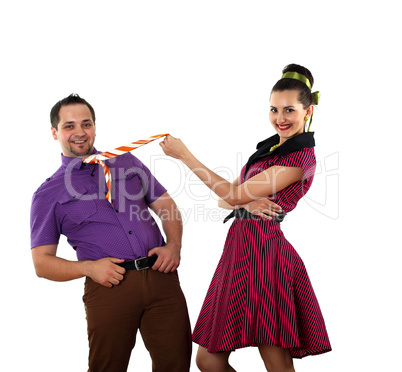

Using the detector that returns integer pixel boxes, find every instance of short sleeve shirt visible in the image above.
[30,150,167,261]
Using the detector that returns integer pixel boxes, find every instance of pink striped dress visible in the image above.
[192,132,331,358]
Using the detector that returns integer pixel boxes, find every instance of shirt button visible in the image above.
[115,209,119,213]
[128,231,133,234]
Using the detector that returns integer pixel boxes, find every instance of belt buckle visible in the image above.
[134,256,149,271]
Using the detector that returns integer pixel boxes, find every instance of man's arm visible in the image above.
[31,244,126,288]
[147,192,183,273]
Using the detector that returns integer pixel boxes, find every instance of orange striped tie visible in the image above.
[83,133,169,204]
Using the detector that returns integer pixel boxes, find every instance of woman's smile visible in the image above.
[276,124,292,131]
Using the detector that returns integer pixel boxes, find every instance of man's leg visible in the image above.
[139,270,192,372]
[83,272,145,372]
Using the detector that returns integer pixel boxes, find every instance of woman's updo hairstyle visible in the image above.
[272,64,314,109]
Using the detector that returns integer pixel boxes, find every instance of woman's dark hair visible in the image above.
[50,93,96,130]
[271,64,314,109]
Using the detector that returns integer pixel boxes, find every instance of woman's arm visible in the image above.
[218,175,283,220]
[218,198,236,210]
[160,135,303,206]
[218,176,240,209]
[219,196,283,220]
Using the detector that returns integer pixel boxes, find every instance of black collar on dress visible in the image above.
[244,132,315,180]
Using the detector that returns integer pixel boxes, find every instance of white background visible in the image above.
[1,1,401,371]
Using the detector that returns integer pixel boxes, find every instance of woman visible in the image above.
[160,64,331,372]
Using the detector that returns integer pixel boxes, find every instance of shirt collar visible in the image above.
[244,132,315,180]
[61,148,100,170]
[256,131,315,157]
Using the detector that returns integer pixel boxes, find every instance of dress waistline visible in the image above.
[223,208,286,223]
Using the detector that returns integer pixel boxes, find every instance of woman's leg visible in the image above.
[196,346,236,372]
[257,344,295,372]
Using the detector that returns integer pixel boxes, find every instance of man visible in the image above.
[30,94,192,372]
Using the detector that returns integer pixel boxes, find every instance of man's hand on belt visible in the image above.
[86,257,126,288]
[147,243,181,273]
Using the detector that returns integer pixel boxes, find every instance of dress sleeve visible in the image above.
[30,191,61,249]
[276,148,316,182]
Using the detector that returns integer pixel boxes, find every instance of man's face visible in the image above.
[51,104,96,158]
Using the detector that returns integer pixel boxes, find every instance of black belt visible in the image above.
[223,208,286,223]
[117,255,158,271]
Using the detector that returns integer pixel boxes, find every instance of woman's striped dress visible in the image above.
[192,133,331,358]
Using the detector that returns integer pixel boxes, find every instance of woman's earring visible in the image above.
[304,116,309,121]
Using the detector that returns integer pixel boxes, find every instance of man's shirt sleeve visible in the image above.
[138,161,167,205]
[30,191,61,248]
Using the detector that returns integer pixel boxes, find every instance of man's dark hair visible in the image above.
[50,93,96,130]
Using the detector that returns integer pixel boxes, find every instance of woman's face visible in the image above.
[269,90,313,143]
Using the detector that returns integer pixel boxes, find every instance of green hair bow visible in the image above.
[281,71,321,131]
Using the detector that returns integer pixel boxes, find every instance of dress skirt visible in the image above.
[192,217,331,358]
